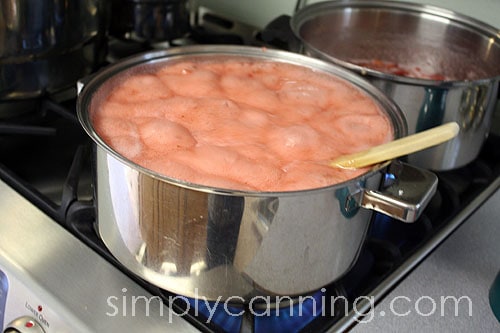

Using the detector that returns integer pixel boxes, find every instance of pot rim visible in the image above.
[291,0,500,87]
[77,44,407,197]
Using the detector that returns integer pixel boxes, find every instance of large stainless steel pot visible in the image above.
[0,0,108,101]
[291,0,500,170]
[77,45,437,301]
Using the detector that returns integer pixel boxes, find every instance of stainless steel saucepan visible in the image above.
[77,45,437,301]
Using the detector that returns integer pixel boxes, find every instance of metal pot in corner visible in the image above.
[0,0,109,102]
[108,0,191,43]
[291,0,500,170]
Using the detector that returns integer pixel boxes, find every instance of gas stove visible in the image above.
[0,7,499,333]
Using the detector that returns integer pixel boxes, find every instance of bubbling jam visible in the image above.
[93,57,393,191]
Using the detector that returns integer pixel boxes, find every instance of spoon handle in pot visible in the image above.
[330,122,460,169]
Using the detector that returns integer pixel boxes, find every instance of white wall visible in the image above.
[195,0,500,29]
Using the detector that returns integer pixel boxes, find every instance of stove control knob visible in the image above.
[3,316,45,333]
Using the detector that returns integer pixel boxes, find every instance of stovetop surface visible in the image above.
[349,182,500,332]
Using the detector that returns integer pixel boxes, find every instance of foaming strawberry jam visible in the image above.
[93,58,393,191]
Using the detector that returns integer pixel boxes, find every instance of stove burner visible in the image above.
[0,98,92,222]
[184,290,324,333]
[0,99,40,119]
[0,99,77,136]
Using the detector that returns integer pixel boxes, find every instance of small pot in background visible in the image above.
[109,0,191,43]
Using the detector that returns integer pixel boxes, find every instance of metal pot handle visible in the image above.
[77,75,96,95]
[360,161,438,223]
[295,0,309,13]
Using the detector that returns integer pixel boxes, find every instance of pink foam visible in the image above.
[94,58,393,191]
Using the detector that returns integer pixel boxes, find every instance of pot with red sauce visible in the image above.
[292,0,500,170]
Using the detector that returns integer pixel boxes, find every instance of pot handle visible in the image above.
[76,74,97,95]
[295,0,309,13]
[360,161,438,223]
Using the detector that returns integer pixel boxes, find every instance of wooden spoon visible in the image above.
[330,122,460,169]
